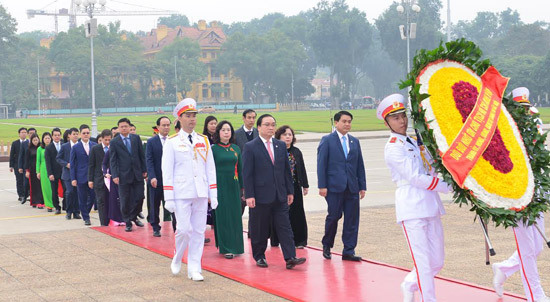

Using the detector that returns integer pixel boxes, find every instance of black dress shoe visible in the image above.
[73,213,81,219]
[125,225,132,232]
[65,213,72,220]
[84,220,91,226]
[55,209,61,215]
[137,212,144,219]
[286,257,306,269]
[153,230,161,237]
[134,219,144,227]
[47,208,53,212]
[323,246,331,260]
[224,253,234,259]
[204,238,211,244]
[256,258,268,268]
[342,254,362,262]
[20,198,27,205]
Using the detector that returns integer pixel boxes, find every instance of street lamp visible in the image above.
[74,0,106,137]
[397,0,421,133]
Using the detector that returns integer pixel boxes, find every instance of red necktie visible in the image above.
[266,140,274,164]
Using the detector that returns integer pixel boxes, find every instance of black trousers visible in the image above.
[50,178,64,210]
[94,185,108,226]
[119,181,144,224]
[321,187,360,255]
[14,169,25,198]
[271,183,308,246]
[63,179,78,214]
[147,186,163,232]
[249,201,295,261]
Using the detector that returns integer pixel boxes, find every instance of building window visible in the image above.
[224,83,231,99]
[61,77,69,91]
[202,52,207,58]
[202,84,209,99]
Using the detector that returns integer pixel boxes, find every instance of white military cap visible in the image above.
[377,94,406,120]
[512,87,530,105]
[173,98,198,118]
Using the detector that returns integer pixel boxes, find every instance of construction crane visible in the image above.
[27,0,178,33]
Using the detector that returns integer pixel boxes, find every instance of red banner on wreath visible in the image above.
[441,66,509,187]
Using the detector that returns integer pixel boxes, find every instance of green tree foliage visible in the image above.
[155,37,207,100]
[376,0,443,68]
[157,14,190,28]
[308,0,372,107]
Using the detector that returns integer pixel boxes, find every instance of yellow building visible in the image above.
[140,21,244,103]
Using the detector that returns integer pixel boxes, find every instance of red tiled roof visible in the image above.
[140,25,226,53]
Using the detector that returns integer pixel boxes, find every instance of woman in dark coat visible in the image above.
[202,115,218,145]
[102,148,124,225]
[25,133,44,208]
[273,125,309,248]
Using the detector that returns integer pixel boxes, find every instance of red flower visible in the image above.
[452,81,513,173]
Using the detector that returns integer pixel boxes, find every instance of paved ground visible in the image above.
[0,128,548,301]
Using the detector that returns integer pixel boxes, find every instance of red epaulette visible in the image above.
[390,137,397,143]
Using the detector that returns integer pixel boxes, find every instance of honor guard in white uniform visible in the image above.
[492,87,549,302]
[162,98,218,282]
[378,94,452,302]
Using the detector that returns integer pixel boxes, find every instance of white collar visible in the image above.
[102,143,108,149]
[70,141,77,147]
[243,125,254,132]
[336,130,348,140]
[260,136,272,144]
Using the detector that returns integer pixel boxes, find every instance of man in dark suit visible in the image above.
[88,129,112,226]
[110,117,147,232]
[10,127,27,203]
[70,125,97,225]
[146,116,172,237]
[45,128,64,214]
[317,111,367,261]
[17,127,36,203]
[243,114,306,270]
[57,127,80,219]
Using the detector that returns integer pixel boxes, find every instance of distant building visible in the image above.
[140,21,243,103]
[308,78,331,100]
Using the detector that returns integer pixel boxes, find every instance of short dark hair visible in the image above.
[202,115,218,136]
[174,120,181,130]
[69,127,79,135]
[129,123,136,128]
[275,125,296,147]
[334,111,353,122]
[79,124,90,132]
[101,129,112,138]
[111,126,118,131]
[214,120,235,144]
[18,127,27,133]
[256,114,275,127]
[156,116,171,126]
[28,127,37,132]
[242,109,256,118]
[51,127,61,135]
[118,117,131,126]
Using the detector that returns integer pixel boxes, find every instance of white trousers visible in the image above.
[495,214,546,302]
[172,198,208,274]
[402,216,445,302]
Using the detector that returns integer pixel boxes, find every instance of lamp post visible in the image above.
[397,0,421,133]
[74,0,106,137]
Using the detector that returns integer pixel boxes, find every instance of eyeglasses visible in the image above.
[261,123,276,127]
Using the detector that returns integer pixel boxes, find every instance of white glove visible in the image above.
[210,198,218,210]
[164,200,176,213]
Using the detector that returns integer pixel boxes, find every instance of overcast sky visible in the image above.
[3,0,549,34]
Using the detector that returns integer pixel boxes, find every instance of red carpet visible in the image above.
[92,222,526,301]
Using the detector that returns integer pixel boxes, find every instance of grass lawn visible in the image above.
[0,107,547,145]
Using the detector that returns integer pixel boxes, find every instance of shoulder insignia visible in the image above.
[390,137,397,143]
[168,133,178,139]
[197,133,207,138]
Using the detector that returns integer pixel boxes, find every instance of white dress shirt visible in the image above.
[336,130,350,154]
[259,136,275,161]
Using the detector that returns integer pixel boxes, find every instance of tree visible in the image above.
[18,30,55,45]
[155,37,207,99]
[224,13,286,36]
[0,4,18,105]
[308,0,372,107]
[158,14,190,28]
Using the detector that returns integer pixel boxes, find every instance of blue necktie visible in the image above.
[342,136,348,159]
[104,146,108,153]
[124,137,131,154]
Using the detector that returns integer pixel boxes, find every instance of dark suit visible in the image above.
[10,139,25,199]
[57,142,78,214]
[243,137,295,261]
[45,142,64,211]
[234,126,259,154]
[70,141,97,221]
[88,144,108,226]
[17,140,30,199]
[146,135,175,232]
[109,134,146,224]
[317,131,366,255]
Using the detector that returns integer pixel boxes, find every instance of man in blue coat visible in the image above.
[317,111,366,261]
[70,124,97,225]
[57,127,80,220]
[243,114,306,269]
[146,116,172,237]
